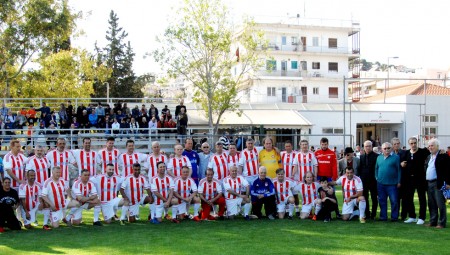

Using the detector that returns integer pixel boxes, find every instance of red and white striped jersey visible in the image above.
[223,176,249,200]
[25,156,49,184]
[19,182,41,211]
[292,151,318,182]
[144,153,168,181]
[121,174,149,205]
[46,149,76,181]
[3,152,28,188]
[336,175,363,200]
[97,148,120,175]
[280,151,297,179]
[227,153,240,167]
[72,150,99,177]
[295,182,319,205]
[42,178,69,211]
[238,148,259,177]
[151,175,174,205]
[118,152,147,177]
[173,177,197,201]
[208,153,229,180]
[167,156,192,177]
[72,179,97,199]
[94,174,122,202]
[273,179,294,204]
[198,178,222,200]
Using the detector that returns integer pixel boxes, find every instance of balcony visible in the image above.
[257,70,303,78]
[262,43,358,56]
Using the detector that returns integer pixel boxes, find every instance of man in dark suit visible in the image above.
[338,147,360,176]
[391,137,407,220]
[425,138,450,229]
[358,140,379,220]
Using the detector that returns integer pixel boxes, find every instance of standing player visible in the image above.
[72,138,100,177]
[292,139,318,215]
[273,168,295,219]
[227,143,240,167]
[118,140,147,178]
[150,162,178,224]
[223,166,251,220]
[41,167,71,229]
[65,169,102,226]
[46,137,77,182]
[97,137,120,175]
[167,144,192,178]
[182,138,200,184]
[19,170,43,229]
[120,163,153,223]
[280,140,297,180]
[173,166,201,221]
[294,171,321,220]
[25,145,50,185]
[208,141,229,182]
[4,140,28,190]
[238,138,259,186]
[198,168,226,220]
[94,163,124,224]
[329,166,366,223]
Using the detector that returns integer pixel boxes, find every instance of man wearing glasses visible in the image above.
[358,140,379,220]
[401,137,430,225]
[375,142,401,221]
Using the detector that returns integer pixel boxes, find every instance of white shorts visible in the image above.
[129,196,147,217]
[21,206,41,226]
[301,203,314,213]
[226,197,243,216]
[101,198,122,221]
[50,200,69,223]
[342,199,358,215]
[177,201,189,215]
[153,203,166,218]
[73,203,90,220]
[277,201,289,213]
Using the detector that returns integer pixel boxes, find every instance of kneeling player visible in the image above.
[19,170,44,229]
[120,163,153,223]
[65,170,102,226]
[273,168,295,219]
[198,168,226,220]
[41,167,71,229]
[294,171,321,220]
[94,163,124,224]
[329,167,366,223]
[173,166,201,221]
[223,166,251,220]
[150,162,179,224]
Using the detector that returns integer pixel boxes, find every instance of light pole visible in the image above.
[104,82,110,105]
[384,56,399,103]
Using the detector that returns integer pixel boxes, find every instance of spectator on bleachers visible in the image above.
[26,106,37,125]
[66,100,73,124]
[149,116,157,133]
[79,110,89,129]
[36,102,51,116]
[157,115,165,130]
[141,104,147,115]
[165,109,173,121]
[20,107,27,118]
[100,115,111,134]
[60,119,70,134]
[140,117,149,135]
[72,117,79,128]
[166,118,177,132]
[112,118,120,135]
[176,107,188,136]
[149,104,159,120]
[96,103,105,123]
[161,105,169,116]
[49,113,58,128]
[123,102,130,115]
[88,109,98,128]
[107,108,116,122]
[40,112,51,128]
[132,105,140,119]
[46,124,59,149]
[175,99,186,117]
[138,112,149,126]
[0,102,9,120]
[4,111,15,124]
[120,118,129,136]
[129,117,139,137]
[116,110,125,122]
[15,111,27,129]
[58,103,68,125]
[76,103,86,120]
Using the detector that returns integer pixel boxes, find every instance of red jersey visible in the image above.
[94,174,122,202]
[3,152,28,188]
[98,148,120,175]
[151,175,174,205]
[314,149,338,180]
[46,149,76,181]
[19,182,41,211]
[25,156,50,184]
[198,178,222,200]
[208,153,229,180]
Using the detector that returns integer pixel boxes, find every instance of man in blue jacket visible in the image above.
[183,138,200,185]
[251,166,276,220]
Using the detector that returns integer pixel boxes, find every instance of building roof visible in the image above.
[361,83,450,102]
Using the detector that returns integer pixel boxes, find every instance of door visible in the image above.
[281,61,287,76]
[301,86,307,103]
[301,37,306,51]
[282,87,287,102]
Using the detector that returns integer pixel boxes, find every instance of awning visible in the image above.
[187,109,311,128]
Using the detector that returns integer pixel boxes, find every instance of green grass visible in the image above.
[1,189,449,255]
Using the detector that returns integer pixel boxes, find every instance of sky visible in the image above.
[69,0,450,75]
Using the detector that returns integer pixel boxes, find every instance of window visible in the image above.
[282,36,287,45]
[312,62,320,69]
[267,87,276,96]
[312,37,319,47]
[329,87,338,98]
[300,61,307,70]
[328,38,337,48]
[328,62,338,72]
[423,115,438,123]
[266,60,276,71]
[291,61,298,69]
[313,87,319,95]
[291,37,298,45]
[334,128,344,134]
[322,128,343,134]
[423,127,437,136]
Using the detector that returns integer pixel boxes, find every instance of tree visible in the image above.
[0,0,79,98]
[153,0,266,134]
[92,10,142,98]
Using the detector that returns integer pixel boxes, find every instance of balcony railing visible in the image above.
[261,44,358,55]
